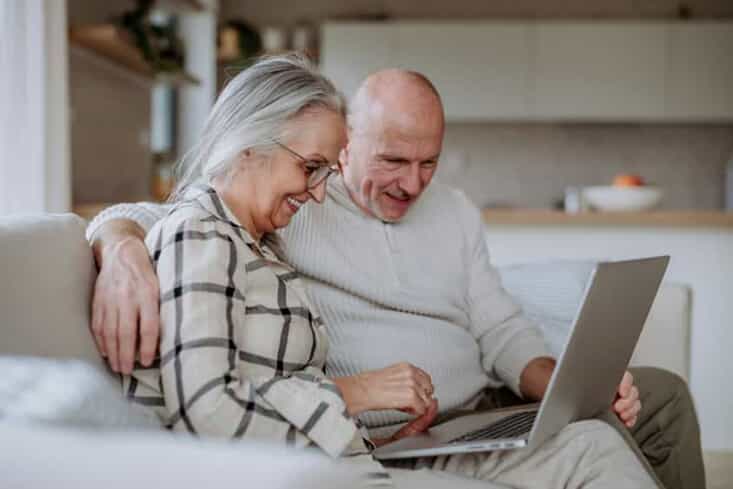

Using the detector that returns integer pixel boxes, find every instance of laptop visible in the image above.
[373,256,669,460]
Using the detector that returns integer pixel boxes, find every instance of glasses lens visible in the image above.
[308,166,333,188]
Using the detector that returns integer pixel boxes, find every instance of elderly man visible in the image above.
[88,69,703,489]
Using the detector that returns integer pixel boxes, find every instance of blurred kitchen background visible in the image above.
[2,1,733,481]
[63,0,733,217]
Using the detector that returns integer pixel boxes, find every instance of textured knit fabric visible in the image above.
[88,177,550,431]
[122,185,370,460]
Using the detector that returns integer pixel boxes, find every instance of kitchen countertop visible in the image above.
[482,209,733,228]
[75,203,733,228]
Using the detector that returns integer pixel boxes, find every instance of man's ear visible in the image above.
[338,145,348,170]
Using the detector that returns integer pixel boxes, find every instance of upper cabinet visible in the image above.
[533,23,668,121]
[320,23,396,103]
[321,21,733,122]
[665,23,733,121]
[391,23,533,120]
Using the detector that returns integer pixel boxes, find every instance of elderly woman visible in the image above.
[122,55,434,469]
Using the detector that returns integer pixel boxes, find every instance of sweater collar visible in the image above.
[327,175,428,225]
[327,175,366,217]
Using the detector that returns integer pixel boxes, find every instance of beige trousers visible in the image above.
[413,419,658,489]
[382,366,702,489]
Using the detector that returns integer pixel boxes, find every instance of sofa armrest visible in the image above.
[0,214,104,371]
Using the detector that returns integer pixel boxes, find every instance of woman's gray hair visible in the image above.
[172,53,345,200]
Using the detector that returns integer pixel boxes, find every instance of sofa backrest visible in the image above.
[0,214,106,371]
[499,260,691,382]
[0,215,691,385]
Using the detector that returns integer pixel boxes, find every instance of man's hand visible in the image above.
[614,371,641,428]
[520,358,641,428]
[332,362,435,417]
[519,356,556,401]
[90,220,160,374]
[372,398,439,447]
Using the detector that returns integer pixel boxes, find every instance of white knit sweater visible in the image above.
[87,177,550,431]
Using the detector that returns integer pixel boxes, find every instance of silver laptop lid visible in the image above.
[528,256,669,449]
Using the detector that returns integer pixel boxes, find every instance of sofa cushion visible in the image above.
[0,214,104,370]
[498,260,691,381]
[499,260,598,356]
[0,356,159,430]
[0,424,366,489]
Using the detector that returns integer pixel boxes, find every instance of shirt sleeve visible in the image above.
[459,193,552,397]
[85,202,171,242]
[150,214,359,458]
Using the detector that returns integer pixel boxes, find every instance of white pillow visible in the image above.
[0,423,366,489]
[498,261,598,356]
[0,355,160,430]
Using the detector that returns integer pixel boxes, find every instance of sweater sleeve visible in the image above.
[459,193,552,397]
[85,202,171,242]
[150,214,358,457]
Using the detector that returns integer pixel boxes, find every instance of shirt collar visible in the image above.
[180,184,284,259]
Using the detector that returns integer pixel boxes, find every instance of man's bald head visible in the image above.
[340,69,445,222]
[348,69,444,134]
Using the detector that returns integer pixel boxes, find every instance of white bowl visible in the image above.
[583,186,663,212]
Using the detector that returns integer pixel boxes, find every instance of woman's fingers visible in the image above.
[414,368,434,396]
[391,399,439,441]
[363,363,436,414]
[395,363,434,398]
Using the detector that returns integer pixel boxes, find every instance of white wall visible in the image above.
[0,0,70,215]
[484,224,733,451]
[177,0,218,157]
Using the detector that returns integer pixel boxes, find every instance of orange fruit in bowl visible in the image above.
[613,174,645,187]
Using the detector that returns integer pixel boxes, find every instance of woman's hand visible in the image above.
[332,362,435,417]
[372,398,439,447]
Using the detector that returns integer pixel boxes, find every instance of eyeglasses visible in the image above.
[275,142,340,189]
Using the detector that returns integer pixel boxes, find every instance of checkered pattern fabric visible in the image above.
[123,185,372,461]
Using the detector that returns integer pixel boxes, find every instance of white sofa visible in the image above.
[0,213,692,488]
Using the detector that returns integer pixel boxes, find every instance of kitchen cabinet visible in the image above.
[320,23,396,103]
[321,21,733,121]
[533,23,668,120]
[322,21,533,120]
[390,23,532,120]
[665,23,733,121]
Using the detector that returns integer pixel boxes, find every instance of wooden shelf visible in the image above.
[153,0,207,13]
[73,203,115,221]
[69,25,199,87]
[482,209,733,228]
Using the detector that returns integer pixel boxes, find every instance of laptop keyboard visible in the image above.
[450,410,538,443]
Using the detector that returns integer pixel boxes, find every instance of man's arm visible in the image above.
[458,190,551,397]
[86,202,169,373]
[519,357,557,401]
[459,191,640,425]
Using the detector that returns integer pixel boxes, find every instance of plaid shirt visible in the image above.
[123,185,374,460]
